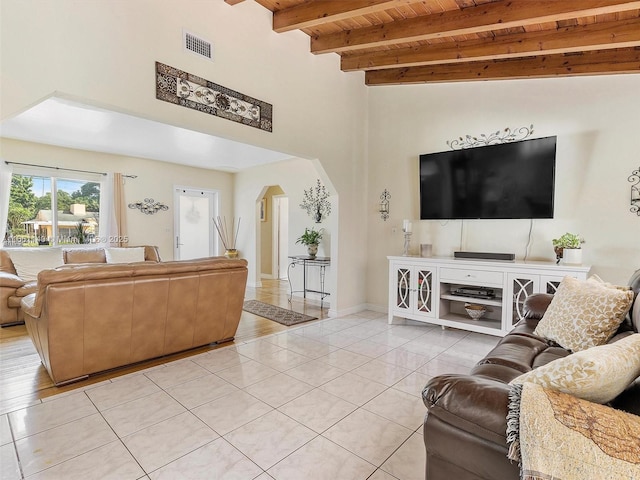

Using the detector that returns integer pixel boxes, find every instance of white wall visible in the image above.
[1,0,369,313]
[366,75,640,308]
[0,138,234,260]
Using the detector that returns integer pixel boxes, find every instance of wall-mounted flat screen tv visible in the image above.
[419,136,556,220]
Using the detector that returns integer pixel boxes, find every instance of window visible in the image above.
[4,171,102,247]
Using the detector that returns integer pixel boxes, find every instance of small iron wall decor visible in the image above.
[447,125,534,150]
[630,166,640,216]
[128,198,169,215]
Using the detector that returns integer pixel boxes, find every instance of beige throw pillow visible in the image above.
[105,247,145,264]
[510,333,640,404]
[533,275,634,352]
[6,247,64,282]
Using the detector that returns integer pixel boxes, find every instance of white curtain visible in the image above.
[0,162,13,245]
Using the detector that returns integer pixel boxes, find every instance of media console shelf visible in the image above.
[388,256,590,337]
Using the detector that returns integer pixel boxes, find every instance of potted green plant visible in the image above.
[552,232,584,265]
[296,227,323,258]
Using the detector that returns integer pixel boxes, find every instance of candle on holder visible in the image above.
[403,219,412,233]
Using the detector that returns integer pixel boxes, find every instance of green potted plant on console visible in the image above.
[296,227,323,258]
[552,232,584,265]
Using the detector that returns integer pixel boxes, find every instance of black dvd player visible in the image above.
[451,287,495,298]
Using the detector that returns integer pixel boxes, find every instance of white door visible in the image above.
[174,188,217,260]
[272,195,289,279]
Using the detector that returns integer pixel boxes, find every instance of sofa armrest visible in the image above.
[423,374,512,446]
[522,293,553,320]
[0,271,26,288]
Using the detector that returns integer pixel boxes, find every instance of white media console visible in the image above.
[388,256,591,337]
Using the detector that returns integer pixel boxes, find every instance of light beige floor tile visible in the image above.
[215,360,279,388]
[0,443,21,480]
[376,349,430,370]
[234,340,285,360]
[15,413,117,477]
[284,360,347,387]
[419,328,468,348]
[102,391,186,438]
[363,389,426,430]
[26,440,144,480]
[224,410,316,470]
[319,372,388,406]
[278,389,357,433]
[192,390,273,436]
[0,394,41,417]
[315,332,363,348]
[255,474,275,480]
[165,373,239,409]
[368,469,399,480]
[380,433,425,480]
[323,409,412,467]
[397,341,447,358]
[352,360,412,387]
[433,350,484,368]
[338,325,379,340]
[0,415,12,446]
[144,360,210,389]
[319,349,371,370]
[85,374,161,411]
[343,340,396,358]
[268,435,376,480]
[366,332,412,348]
[122,412,218,473]
[416,358,470,377]
[392,372,432,398]
[253,349,313,371]
[245,373,314,408]
[281,337,338,359]
[149,437,262,480]
[9,392,96,440]
[192,348,252,373]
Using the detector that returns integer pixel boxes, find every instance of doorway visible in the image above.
[259,186,288,280]
[174,187,217,260]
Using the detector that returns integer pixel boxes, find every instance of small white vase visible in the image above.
[562,248,582,265]
[307,244,318,257]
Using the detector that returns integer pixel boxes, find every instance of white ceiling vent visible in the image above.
[183,29,213,61]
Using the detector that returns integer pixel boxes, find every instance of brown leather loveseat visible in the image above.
[0,246,160,326]
[21,257,248,385]
[422,271,640,480]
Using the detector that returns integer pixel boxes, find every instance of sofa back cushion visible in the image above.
[64,248,107,264]
[5,248,65,282]
[105,247,146,263]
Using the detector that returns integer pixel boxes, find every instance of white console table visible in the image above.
[388,256,591,337]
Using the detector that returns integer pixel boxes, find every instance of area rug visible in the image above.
[242,300,317,326]
[507,382,640,480]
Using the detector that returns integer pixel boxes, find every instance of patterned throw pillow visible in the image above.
[533,275,634,352]
[510,333,640,404]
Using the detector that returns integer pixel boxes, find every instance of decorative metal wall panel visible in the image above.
[155,62,273,132]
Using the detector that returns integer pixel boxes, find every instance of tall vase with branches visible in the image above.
[214,216,241,258]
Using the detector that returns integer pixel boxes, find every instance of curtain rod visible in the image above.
[4,161,137,178]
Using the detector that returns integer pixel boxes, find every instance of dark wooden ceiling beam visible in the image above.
[312,0,640,54]
[342,17,640,70]
[273,0,414,33]
[364,47,640,84]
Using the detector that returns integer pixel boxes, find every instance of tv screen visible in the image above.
[420,136,556,220]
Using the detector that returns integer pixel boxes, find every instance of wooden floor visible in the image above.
[0,279,330,415]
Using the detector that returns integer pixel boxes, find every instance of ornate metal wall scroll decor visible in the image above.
[128,198,169,215]
[155,62,273,132]
[447,124,534,150]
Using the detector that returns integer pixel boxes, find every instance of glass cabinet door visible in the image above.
[396,267,411,311]
[416,269,433,315]
[509,275,539,326]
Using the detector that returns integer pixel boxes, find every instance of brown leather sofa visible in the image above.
[0,246,160,326]
[21,257,248,385]
[422,271,640,480]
